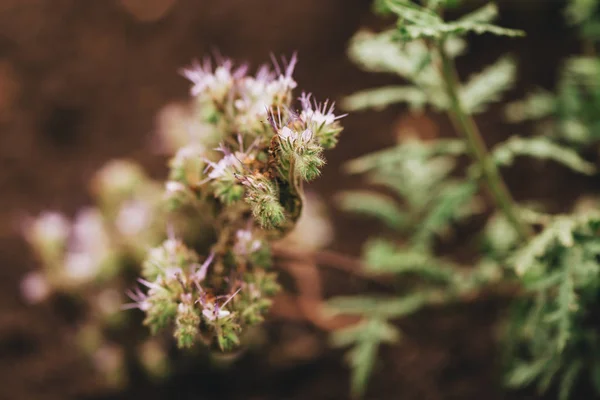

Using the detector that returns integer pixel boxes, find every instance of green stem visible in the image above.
[437,40,533,240]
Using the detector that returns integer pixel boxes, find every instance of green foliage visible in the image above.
[460,56,517,114]
[504,212,600,400]
[492,136,596,175]
[331,0,600,398]
[566,0,600,41]
[336,191,409,230]
[386,1,524,41]
[330,318,400,397]
[346,2,522,116]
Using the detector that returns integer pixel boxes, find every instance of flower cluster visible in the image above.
[132,54,343,352]
[21,160,169,387]
[21,53,342,383]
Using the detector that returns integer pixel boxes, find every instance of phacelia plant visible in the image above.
[132,54,343,352]
[22,54,343,385]
[328,0,600,399]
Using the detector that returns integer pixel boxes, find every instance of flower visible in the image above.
[115,200,151,237]
[181,58,247,101]
[233,229,262,257]
[299,92,345,127]
[279,126,313,145]
[20,271,51,304]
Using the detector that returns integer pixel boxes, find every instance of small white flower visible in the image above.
[278,126,313,147]
[207,153,242,180]
[25,212,70,248]
[115,200,151,237]
[64,251,99,282]
[20,271,51,304]
[279,126,297,141]
[123,286,151,311]
[299,92,346,128]
[233,229,262,256]
[202,307,231,321]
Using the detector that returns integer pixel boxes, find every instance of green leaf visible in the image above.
[412,181,478,249]
[456,3,499,24]
[460,56,517,114]
[326,293,428,319]
[504,89,556,122]
[363,239,456,280]
[330,318,401,397]
[385,0,441,25]
[505,358,550,387]
[344,139,465,175]
[492,136,596,175]
[342,86,428,112]
[559,360,583,400]
[336,191,409,230]
[565,0,599,25]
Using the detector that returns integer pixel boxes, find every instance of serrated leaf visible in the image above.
[336,191,409,230]
[363,239,455,280]
[456,3,498,24]
[504,89,556,122]
[505,358,550,387]
[342,85,428,112]
[492,136,596,175]
[412,181,478,249]
[326,293,428,319]
[330,318,401,397]
[385,0,441,25]
[396,17,524,41]
[460,56,517,114]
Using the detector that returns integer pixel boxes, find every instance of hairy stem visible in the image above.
[437,40,533,240]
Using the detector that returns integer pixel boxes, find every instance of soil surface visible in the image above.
[0,0,592,399]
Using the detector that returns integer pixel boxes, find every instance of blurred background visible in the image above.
[0,0,584,399]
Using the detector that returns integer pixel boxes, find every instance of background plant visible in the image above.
[328,0,600,398]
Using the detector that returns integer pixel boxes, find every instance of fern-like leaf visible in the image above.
[363,239,456,280]
[492,136,596,175]
[336,191,410,230]
[330,318,401,397]
[505,89,556,122]
[460,56,517,114]
[342,85,428,112]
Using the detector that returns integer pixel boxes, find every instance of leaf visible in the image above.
[325,293,428,319]
[505,358,550,387]
[342,85,428,112]
[513,219,563,276]
[460,56,517,114]
[330,318,401,397]
[553,277,574,352]
[559,360,583,400]
[492,136,596,175]
[504,89,556,122]
[363,239,455,280]
[385,0,441,25]
[412,181,478,249]
[344,139,466,175]
[565,0,599,25]
[336,191,409,230]
[456,3,499,24]
[347,30,447,108]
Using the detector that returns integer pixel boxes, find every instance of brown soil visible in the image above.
[0,0,593,399]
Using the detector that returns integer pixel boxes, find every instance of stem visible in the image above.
[437,41,533,240]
